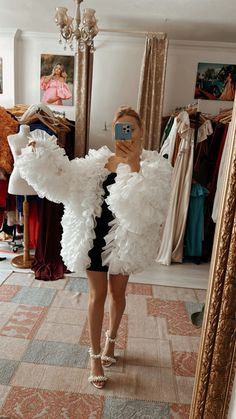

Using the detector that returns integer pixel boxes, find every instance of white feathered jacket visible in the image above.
[16,130,173,275]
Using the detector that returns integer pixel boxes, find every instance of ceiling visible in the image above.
[0,0,236,43]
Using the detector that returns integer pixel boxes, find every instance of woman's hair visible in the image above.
[113,106,142,129]
[53,63,66,76]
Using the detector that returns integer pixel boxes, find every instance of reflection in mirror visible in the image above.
[90,31,234,417]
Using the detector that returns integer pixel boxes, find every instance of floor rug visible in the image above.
[0,272,205,418]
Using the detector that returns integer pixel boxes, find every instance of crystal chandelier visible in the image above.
[54,0,98,52]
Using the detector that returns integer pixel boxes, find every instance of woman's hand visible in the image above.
[116,140,141,172]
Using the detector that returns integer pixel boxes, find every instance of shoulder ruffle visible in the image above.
[16,129,72,204]
[102,153,173,274]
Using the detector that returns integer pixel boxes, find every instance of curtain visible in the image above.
[74,47,94,157]
[137,34,168,151]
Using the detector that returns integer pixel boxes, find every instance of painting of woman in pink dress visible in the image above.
[40,55,74,106]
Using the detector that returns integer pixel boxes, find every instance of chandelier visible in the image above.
[54,0,98,52]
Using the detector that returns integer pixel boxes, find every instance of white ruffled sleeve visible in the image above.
[16,129,73,204]
[107,152,173,233]
[102,152,173,274]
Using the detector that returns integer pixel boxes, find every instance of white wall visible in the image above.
[1,29,236,150]
[0,28,20,107]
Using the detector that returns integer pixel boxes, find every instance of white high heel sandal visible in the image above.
[88,348,108,389]
[101,330,117,368]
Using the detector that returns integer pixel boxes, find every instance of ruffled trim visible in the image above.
[16,129,72,204]
[102,154,173,274]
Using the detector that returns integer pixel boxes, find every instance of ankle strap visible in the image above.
[88,348,101,359]
[105,330,116,343]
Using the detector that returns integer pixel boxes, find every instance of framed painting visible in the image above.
[194,62,236,101]
[40,54,74,106]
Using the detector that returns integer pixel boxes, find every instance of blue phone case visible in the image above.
[114,123,132,140]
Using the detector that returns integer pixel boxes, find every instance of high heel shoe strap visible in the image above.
[105,330,116,343]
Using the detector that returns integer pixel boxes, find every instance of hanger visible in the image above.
[20,111,58,134]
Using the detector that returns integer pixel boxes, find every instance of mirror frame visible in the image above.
[190,101,236,418]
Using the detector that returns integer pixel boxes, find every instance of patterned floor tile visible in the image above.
[0,385,11,409]
[11,287,56,306]
[0,285,21,302]
[102,398,169,419]
[170,335,200,353]
[31,278,68,290]
[22,340,89,368]
[147,298,201,337]
[65,277,89,293]
[35,321,83,344]
[85,365,177,403]
[45,307,87,326]
[125,337,172,368]
[0,305,47,339]
[0,302,18,329]
[0,336,29,360]
[175,376,195,404]
[12,363,86,393]
[170,403,191,419]
[172,351,198,377]
[1,386,104,419]
[0,359,19,385]
[152,285,198,302]
[126,283,153,296]
[51,290,85,309]
[3,272,34,287]
[194,288,207,303]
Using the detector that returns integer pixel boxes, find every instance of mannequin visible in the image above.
[8,125,37,196]
[7,125,37,268]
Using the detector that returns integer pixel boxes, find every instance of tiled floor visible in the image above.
[0,269,206,419]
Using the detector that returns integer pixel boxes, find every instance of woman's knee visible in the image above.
[109,289,126,306]
[89,290,107,307]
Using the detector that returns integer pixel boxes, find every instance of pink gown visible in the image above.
[40,77,72,105]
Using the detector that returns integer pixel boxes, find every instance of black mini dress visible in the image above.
[87,172,117,272]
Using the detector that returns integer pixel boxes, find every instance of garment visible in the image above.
[219,76,235,101]
[88,172,117,272]
[184,183,209,257]
[16,129,173,275]
[40,77,72,105]
[212,122,232,223]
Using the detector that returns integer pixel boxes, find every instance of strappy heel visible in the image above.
[88,348,108,389]
[101,330,117,368]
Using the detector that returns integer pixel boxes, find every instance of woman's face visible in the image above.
[53,65,62,75]
[114,115,142,154]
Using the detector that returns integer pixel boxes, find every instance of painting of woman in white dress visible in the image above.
[40,54,74,106]
[194,62,236,101]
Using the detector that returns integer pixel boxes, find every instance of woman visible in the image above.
[40,63,72,105]
[16,106,172,389]
[219,72,235,101]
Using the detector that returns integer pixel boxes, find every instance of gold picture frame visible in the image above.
[190,100,236,418]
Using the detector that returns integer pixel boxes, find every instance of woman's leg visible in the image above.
[102,273,129,361]
[87,270,107,378]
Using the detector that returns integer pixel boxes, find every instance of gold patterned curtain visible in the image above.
[74,47,94,157]
[137,34,168,151]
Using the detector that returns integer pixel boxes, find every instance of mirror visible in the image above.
[89,32,235,418]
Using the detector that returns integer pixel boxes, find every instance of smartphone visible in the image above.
[114,122,132,140]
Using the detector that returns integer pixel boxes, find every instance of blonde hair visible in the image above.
[113,106,142,129]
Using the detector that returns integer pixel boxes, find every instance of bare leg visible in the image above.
[87,270,107,379]
[102,273,129,361]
